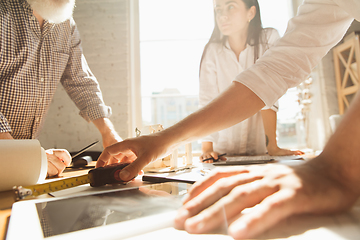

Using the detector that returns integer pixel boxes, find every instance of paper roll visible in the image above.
[0,140,47,192]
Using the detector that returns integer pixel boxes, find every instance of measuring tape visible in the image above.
[14,174,90,200]
[13,162,131,201]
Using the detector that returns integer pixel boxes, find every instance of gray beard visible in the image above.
[26,0,76,24]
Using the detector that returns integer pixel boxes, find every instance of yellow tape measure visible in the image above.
[13,162,131,201]
[14,174,91,201]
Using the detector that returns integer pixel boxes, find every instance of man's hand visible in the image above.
[96,134,171,181]
[174,158,359,239]
[46,149,71,177]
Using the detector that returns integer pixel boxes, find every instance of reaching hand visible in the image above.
[174,158,358,239]
[46,149,71,177]
[96,134,172,181]
[101,131,128,165]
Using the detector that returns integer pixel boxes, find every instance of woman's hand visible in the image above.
[200,151,227,163]
[267,146,304,156]
[200,141,226,162]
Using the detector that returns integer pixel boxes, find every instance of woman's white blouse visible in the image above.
[235,0,358,108]
[199,28,280,155]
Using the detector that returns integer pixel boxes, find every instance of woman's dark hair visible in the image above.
[200,0,265,68]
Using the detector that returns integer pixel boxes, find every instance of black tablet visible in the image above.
[7,182,192,240]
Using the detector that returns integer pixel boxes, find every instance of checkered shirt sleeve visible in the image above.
[0,0,111,139]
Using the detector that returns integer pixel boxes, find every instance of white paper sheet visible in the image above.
[0,139,47,191]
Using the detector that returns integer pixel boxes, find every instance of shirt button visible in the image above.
[40,78,44,82]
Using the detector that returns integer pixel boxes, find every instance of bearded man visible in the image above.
[0,0,123,176]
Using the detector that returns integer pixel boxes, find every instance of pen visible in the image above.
[142,175,195,184]
[71,140,99,159]
[201,153,226,162]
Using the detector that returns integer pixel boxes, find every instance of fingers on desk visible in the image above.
[228,189,296,239]
[175,172,267,229]
[182,167,252,204]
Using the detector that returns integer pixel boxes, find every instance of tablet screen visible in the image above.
[35,182,190,238]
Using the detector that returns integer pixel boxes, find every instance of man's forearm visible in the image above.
[160,82,265,148]
[0,132,13,139]
[92,118,122,148]
[92,118,117,136]
[316,92,360,195]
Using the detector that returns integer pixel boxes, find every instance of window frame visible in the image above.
[129,0,142,137]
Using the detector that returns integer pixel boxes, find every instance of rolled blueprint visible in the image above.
[0,140,47,191]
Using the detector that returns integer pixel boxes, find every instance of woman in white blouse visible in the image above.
[199,0,303,162]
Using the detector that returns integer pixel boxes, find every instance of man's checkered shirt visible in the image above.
[0,0,111,139]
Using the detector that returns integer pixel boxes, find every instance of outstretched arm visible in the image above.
[97,82,265,180]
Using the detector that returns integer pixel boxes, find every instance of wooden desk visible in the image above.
[1,161,360,240]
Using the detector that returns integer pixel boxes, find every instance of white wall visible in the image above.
[306,57,334,150]
[38,0,131,152]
